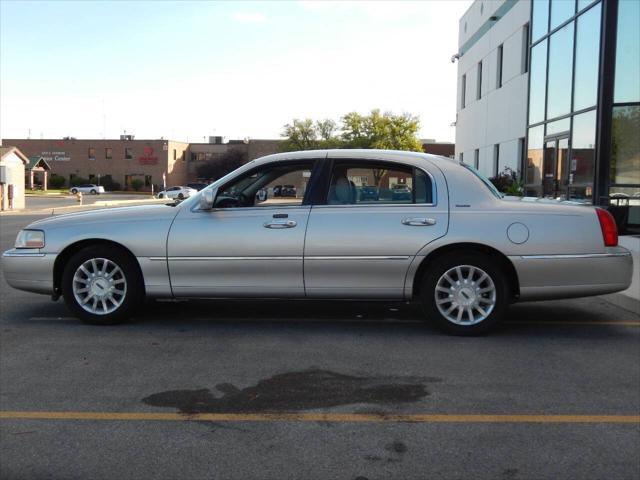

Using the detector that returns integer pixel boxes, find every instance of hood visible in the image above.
[28,203,181,229]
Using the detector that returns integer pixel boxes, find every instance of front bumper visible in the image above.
[510,246,633,301]
[2,249,56,295]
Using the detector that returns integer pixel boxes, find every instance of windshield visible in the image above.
[460,162,503,199]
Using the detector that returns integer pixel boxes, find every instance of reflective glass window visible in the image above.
[614,0,640,103]
[550,0,575,30]
[546,117,570,135]
[528,40,547,124]
[569,110,596,202]
[532,0,550,42]
[577,0,594,12]
[611,106,640,185]
[547,22,574,119]
[525,125,545,195]
[573,3,601,111]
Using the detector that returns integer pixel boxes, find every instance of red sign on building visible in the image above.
[138,147,158,165]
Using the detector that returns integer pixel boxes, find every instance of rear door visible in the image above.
[304,155,448,298]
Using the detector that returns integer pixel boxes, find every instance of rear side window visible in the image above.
[327,161,433,205]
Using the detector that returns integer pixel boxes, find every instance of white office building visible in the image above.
[455,0,531,179]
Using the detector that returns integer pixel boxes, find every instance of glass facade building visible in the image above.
[525,0,640,233]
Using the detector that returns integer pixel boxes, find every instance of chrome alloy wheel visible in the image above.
[72,258,127,315]
[434,265,496,325]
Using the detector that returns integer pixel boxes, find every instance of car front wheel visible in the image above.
[178,193,184,199]
[90,189,97,195]
[61,245,144,325]
[158,193,164,199]
[419,253,508,335]
[71,188,78,194]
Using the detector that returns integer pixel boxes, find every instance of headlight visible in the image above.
[15,230,45,249]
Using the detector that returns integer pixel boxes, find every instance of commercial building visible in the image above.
[455,0,639,233]
[3,136,281,192]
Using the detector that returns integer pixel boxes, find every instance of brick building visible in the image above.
[3,136,281,191]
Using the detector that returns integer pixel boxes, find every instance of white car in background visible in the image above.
[69,184,105,195]
[157,186,197,200]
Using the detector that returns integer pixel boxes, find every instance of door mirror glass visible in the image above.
[199,188,216,210]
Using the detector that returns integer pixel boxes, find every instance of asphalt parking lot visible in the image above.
[1,213,639,480]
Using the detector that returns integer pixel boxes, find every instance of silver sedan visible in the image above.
[2,150,633,334]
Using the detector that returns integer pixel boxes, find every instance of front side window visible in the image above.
[215,161,314,209]
[326,161,432,205]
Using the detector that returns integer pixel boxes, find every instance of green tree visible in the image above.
[196,148,247,182]
[280,109,424,153]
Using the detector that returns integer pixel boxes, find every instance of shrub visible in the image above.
[489,167,523,196]
[130,178,144,191]
[70,177,90,187]
[49,175,66,189]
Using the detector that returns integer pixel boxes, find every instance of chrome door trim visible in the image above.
[155,256,304,261]
[2,251,45,257]
[520,252,632,260]
[304,255,411,261]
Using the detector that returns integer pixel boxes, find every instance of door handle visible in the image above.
[401,217,436,226]
[263,220,297,229]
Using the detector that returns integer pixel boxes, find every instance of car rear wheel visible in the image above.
[419,253,508,335]
[158,193,164,199]
[61,245,144,325]
[178,193,184,199]
[71,188,78,194]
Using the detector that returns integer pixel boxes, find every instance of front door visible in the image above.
[303,156,448,298]
[167,160,317,297]
[542,136,569,199]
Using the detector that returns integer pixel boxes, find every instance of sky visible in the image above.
[0,0,471,143]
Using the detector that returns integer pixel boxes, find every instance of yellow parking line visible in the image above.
[0,411,638,423]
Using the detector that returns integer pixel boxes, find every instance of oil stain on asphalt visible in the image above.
[142,369,437,413]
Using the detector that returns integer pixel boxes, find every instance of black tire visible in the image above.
[61,245,144,325]
[419,252,509,335]
[71,188,78,194]
[90,189,97,195]
[178,193,184,199]
[158,193,164,199]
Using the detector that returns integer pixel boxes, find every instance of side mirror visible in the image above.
[199,188,216,210]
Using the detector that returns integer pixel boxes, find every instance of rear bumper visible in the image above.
[510,247,633,301]
[2,249,56,295]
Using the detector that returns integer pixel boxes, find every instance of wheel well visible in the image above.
[53,239,143,295]
[412,243,520,301]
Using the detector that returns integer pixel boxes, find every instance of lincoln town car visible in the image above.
[2,150,633,334]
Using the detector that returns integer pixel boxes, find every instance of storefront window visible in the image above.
[528,40,547,124]
[573,3,601,111]
[525,125,544,196]
[611,106,640,185]
[532,0,549,42]
[550,0,575,30]
[614,0,640,103]
[569,110,596,202]
[547,22,574,119]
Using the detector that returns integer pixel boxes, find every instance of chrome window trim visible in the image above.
[520,252,631,260]
[199,204,310,214]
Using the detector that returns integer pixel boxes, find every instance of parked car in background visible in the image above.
[187,183,209,191]
[391,184,412,201]
[281,185,297,197]
[359,186,380,201]
[156,186,197,200]
[2,150,633,335]
[69,184,105,195]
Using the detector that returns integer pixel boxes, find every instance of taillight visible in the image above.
[595,208,618,247]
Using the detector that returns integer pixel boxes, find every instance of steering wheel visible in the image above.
[215,193,249,209]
